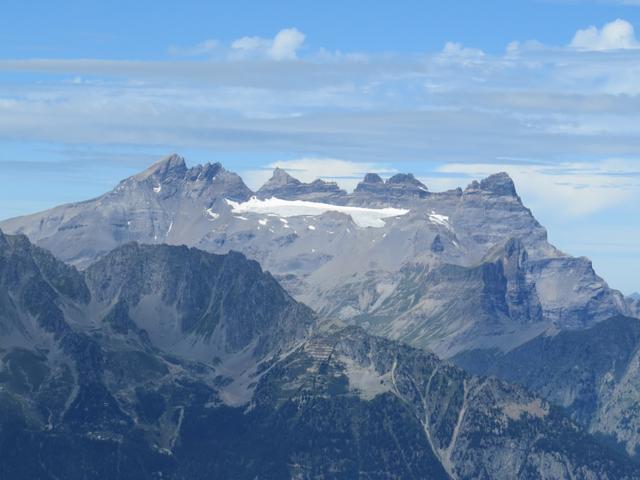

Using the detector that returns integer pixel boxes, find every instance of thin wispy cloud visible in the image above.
[167,28,306,61]
[1,23,640,221]
[168,39,219,57]
[232,28,306,60]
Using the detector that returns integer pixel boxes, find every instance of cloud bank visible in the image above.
[571,19,639,51]
[1,22,640,224]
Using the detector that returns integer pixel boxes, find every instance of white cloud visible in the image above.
[269,28,306,60]
[231,36,270,54]
[570,19,639,51]
[168,39,219,57]
[2,24,639,293]
[441,42,485,58]
[3,27,640,190]
[231,28,305,60]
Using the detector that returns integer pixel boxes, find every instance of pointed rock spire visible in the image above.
[362,173,383,184]
[467,172,517,197]
[186,162,223,182]
[480,172,517,196]
[257,168,347,202]
[263,167,302,188]
[134,154,187,182]
[387,173,427,190]
[353,172,428,206]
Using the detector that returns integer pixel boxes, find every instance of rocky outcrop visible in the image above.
[256,167,348,202]
[350,171,429,206]
[454,315,640,458]
[84,242,315,360]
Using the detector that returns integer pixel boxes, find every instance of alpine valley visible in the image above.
[1,154,639,479]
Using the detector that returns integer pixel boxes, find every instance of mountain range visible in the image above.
[1,153,640,478]
[0,229,637,479]
[2,154,636,359]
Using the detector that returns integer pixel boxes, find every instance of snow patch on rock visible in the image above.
[226,197,409,228]
[205,208,219,220]
[428,211,450,228]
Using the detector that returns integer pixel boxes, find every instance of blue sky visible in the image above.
[1,0,639,294]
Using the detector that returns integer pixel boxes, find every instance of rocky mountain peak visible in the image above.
[84,242,316,358]
[187,162,223,182]
[466,172,518,197]
[257,168,346,201]
[352,171,428,205]
[386,173,427,190]
[267,167,301,186]
[134,153,187,182]
[362,172,384,184]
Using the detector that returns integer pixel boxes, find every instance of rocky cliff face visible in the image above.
[350,172,429,206]
[84,242,315,367]
[256,167,348,202]
[1,231,637,479]
[454,315,640,459]
[341,238,547,356]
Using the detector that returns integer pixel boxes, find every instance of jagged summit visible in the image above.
[466,171,518,197]
[84,241,315,358]
[187,161,223,181]
[256,167,347,202]
[387,173,427,189]
[0,154,253,267]
[352,171,429,206]
[119,154,253,202]
[355,171,427,189]
[131,155,231,190]
[362,172,384,184]
[133,153,187,181]
[267,167,300,186]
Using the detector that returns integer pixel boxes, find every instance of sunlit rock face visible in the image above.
[1,155,635,359]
